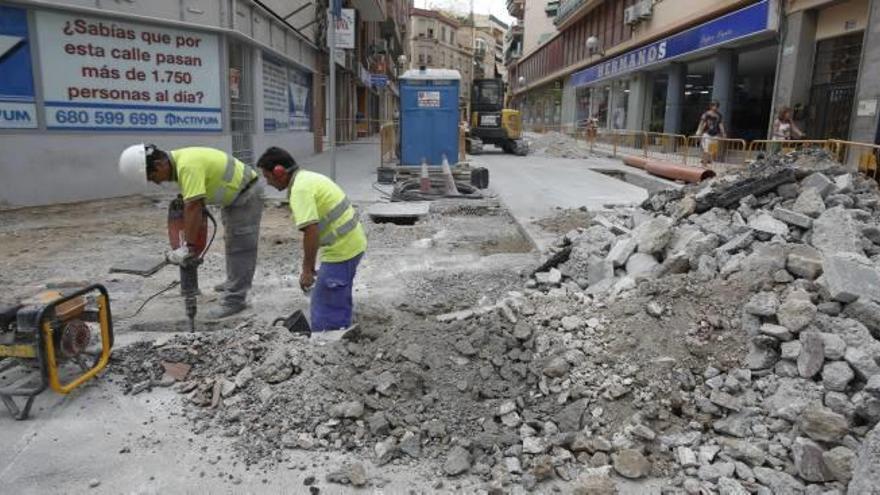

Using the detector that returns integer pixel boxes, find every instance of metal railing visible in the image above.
[378,122,468,166]
[523,126,880,182]
[645,132,688,164]
[379,122,398,167]
[684,136,749,169]
[829,139,880,180]
[747,140,834,162]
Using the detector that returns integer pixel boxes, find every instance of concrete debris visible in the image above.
[524,131,600,159]
[611,449,651,479]
[105,150,880,492]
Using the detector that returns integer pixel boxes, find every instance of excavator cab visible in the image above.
[467,78,528,156]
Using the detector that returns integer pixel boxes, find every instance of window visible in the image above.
[441,26,446,43]
[418,53,424,64]
[428,28,434,38]
[427,54,433,65]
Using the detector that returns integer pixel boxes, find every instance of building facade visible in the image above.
[773,0,879,144]
[523,0,559,54]
[0,0,409,207]
[408,8,473,105]
[509,0,880,146]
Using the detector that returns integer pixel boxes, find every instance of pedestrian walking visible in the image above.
[256,147,366,334]
[118,144,263,320]
[695,101,727,166]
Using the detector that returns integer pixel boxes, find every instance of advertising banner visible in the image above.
[288,67,311,131]
[35,11,222,131]
[328,9,355,50]
[0,6,37,129]
[263,56,311,132]
[262,57,289,131]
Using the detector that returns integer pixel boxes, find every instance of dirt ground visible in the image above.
[0,193,548,493]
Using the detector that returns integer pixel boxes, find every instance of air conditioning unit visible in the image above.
[623,6,638,25]
[637,0,653,19]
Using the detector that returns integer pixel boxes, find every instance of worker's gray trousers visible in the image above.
[219,182,264,308]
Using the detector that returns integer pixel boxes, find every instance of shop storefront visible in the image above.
[0,1,318,207]
[522,80,563,127]
[568,0,779,138]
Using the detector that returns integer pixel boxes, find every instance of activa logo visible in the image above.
[0,34,24,61]
[1,109,32,121]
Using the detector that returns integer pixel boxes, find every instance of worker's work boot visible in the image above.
[213,281,232,293]
[203,302,248,322]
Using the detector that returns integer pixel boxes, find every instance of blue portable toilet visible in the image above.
[399,68,460,166]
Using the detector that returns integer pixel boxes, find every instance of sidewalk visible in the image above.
[263,139,384,204]
[472,151,668,251]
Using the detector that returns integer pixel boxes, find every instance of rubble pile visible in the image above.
[524,131,599,160]
[525,149,880,492]
[112,149,880,492]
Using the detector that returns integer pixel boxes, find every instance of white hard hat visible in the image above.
[118,143,149,183]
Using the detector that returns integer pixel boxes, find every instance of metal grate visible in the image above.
[229,42,255,165]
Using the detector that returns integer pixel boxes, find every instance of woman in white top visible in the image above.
[771,106,804,141]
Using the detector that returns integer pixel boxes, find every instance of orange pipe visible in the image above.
[621,155,647,169]
[644,159,716,183]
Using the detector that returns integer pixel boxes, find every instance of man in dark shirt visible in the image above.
[696,101,727,166]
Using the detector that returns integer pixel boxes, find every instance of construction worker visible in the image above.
[118,144,263,319]
[255,147,366,333]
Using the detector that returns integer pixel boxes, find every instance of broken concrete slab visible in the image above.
[801,172,835,198]
[606,236,637,267]
[792,187,826,218]
[811,206,863,256]
[786,245,823,280]
[748,213,789,237]
[771,207,813,229]
[822,252,880,303]
[634,216,673,254]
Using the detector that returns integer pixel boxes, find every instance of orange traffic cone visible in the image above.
[441,155,459,196]
[419,158,431,193]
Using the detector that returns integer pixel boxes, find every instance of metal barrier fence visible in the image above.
[379,122,398,167]
[830,139,880,180]
[684,136,749,170]
[747,140,834,161]
[378,122,468,167]
[645,132,688,164]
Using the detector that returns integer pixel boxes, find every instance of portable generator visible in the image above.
[0,284,113,420]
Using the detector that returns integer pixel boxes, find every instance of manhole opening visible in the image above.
[370,216,420,226]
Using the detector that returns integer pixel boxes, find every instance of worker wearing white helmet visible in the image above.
[118,143,263,320]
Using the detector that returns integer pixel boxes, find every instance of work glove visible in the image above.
[165,246,195,266]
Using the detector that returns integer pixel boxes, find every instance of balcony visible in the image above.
[555,0,603,27]
[507,0,524,19]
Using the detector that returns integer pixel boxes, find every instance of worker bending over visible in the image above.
[118,144,263,319]
[256,147,366,332]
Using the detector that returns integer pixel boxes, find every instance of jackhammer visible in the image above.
[167,195,216,332]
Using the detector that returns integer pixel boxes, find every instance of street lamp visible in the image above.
[395,54,408,77]
[518,76,526,88]
[586,36,604,56]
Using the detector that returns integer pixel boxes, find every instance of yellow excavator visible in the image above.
[466,78,528,156]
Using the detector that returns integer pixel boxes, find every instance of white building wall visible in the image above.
[0,0,319,207]
[522,0,557,56]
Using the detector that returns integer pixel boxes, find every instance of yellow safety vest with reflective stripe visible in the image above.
[171,147,257,206]
[288,170,366,263]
